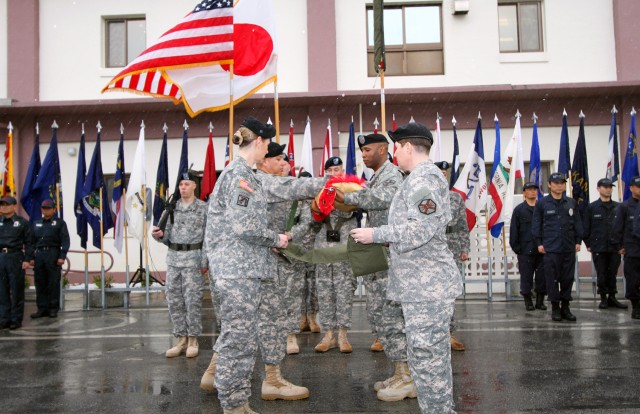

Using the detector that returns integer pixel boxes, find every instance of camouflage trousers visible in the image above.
[278,260,306,334]
[165,266,203,337]
[315,262,357,330]
[209,277,222,335]
[213,278,287,410]
[450,259,465,332]
[303,265,318,314]
[377,299,407,362]
[362,270,388,334]
[403,301,456,414]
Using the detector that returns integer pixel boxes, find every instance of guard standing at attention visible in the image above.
[510,182,547,311]
[152,170,208,359]
[610,176,640,319]
[532,173,583,322]
[583,178,626,310]
[0,196,34,330]
[29,199,70,319]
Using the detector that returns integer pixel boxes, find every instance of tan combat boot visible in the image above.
[374,361,408,391]
[377,362,417,401]
[307,313,321,333]
[186,336,199,358]
[370,337,384,352]
[286,334,300,355]
[300,313,310,332]
[223,402,259,414]
[200,352,217,392]
[450,334,465,351]
[261,364,310,400]
[165,336,188,358]
[338,327,352,353]
[314,329,337,353]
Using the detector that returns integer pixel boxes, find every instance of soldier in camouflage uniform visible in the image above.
[352,122,461,414]
[203,117,324,414]
[336,133,403,352]
[436,161,469,352]
[151,171,208,359]
[311,157,358,354]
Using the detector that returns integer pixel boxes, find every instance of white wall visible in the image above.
[335,0,617,91]
[0,0,7,99]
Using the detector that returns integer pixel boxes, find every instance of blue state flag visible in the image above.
[81,131,114,249]
[490,116,501,179]
[153,131,169,226]
[450,123,460,189]
[622,111,639,201]
[571,115,589,215]
[175,127,189,191]
[33,128,63,218]
[558,111,571,178]
[529,120,543,199]
[112,132,126,252]
[74,132,88,249]
[345,121,357,176]
[20,129,41,221]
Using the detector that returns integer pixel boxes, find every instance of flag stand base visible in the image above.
[129,246,164,286]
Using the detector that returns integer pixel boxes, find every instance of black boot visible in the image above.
[608,294,628,309]
[561,301,577,322]
[598,294,608,309]
[551,302,562,321]
[523,295,535,311]
[631,301,640,320]
[535,294,547,310]
[30,309,49,319]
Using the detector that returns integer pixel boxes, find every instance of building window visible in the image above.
[498,1,543,53]
[105,17,146,68]
[366,4,443,76]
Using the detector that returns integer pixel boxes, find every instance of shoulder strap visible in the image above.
[285,201,299,232]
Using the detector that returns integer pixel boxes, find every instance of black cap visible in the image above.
[548,172,567,183]
[241,116,276,139]
[523,182,539,190]
[282,153,289,162]
[387,152,393,162]
[597,178,615,187]
[298,171,312,178]
[388,122,434,145]
[435,161,450,170]
[41,199,56,208]
[630,176,640,187]
[357,133,388,149]
[180,170,198,182]
[265,142,286,158]
[0,196,17,205]
[324,156,343,171]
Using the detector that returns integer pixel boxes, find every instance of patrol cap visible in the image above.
[265,142,286,158]
[523,182,539,190]
[0,196,17,205]
[435,161,450,170]
[548,172,567,183]
[596,178,615,187]
[630,176,640,187]
[357,133,388,149]
[387,122,434,145]
[41,199,56,208]
[241,116,276,139]
[179,170,198,182]
[324,156,343,171]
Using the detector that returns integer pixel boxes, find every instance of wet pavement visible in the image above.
[1,293,640,413]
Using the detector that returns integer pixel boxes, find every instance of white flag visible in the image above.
[125,124,150,243]
[298,118,314,177]
[432,116,442,163]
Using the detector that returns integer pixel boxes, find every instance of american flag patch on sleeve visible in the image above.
[239,179,254,193]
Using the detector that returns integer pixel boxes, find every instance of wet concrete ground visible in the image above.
[1,293,639,413]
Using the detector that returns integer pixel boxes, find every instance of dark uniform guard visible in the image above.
[510,182,547,311]
[532,173,583,322]
[29,199,70,318]
[0,196,34,330]
[610,176,640,319]
[583,178,625,310]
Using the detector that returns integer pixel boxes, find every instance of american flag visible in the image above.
[103,0,233,101]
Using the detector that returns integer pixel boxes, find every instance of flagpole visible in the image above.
[613,105,623,201]
[485,210,493,301]
[274,80,280,144]
[228,63,234,161]
[142,183,150,305]
[501,227,509,300]
[80,123,89,310]
[123,188,130,309]
[99,186,106,309]
[380,64,386,132]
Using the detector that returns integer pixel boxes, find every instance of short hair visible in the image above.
[233,126,259,147]
[399,138,431,154]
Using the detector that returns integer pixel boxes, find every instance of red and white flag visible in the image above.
[299,118,314,177]
[200,127,217,201]
[431,114,442,163]
[320,122,332,177]
[287,120,296,177]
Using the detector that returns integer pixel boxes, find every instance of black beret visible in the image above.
[324,156,343,170]
[596,178,614,187]
[241,116,276,139]
[388,122,433,145]
[283,153,289,162]
[41,199,56,208]
[180,170,198,182]
[0,196,17,205]
[298,171,312,178]
[630,176,640,187]
[523,182,539,190]
[435,161,450,170]
[357,133,388,149]
[548,172,567,183]
[265,142,286,158]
